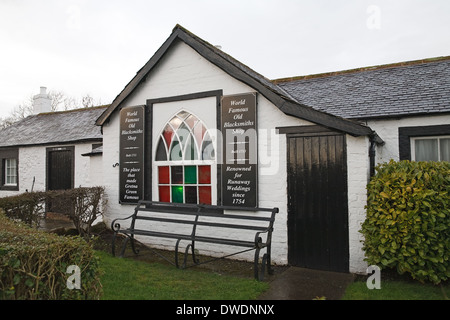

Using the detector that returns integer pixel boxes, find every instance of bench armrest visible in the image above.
[254,227,273,248]
[111,213,136,232]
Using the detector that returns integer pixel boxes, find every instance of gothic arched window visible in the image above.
[155,111,214,204]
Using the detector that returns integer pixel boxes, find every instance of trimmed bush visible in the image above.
[361,160,450,284]
[0,187,106,237]
[0,191,46,228]
[47,187,107,237]
[0,212,102,300]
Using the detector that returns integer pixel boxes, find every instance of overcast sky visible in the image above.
[0,0,449,118]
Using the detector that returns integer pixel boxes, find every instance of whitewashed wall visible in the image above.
[0,142,100,197]
[367,114,450,163]
[102,41,372,270]
[346,135,370,273]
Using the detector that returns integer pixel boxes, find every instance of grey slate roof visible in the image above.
[0,106,107,148]
[275,57,450,119]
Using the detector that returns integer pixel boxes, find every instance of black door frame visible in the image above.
[46,146,75,191]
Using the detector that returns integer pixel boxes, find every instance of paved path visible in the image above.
[258,267,355,300]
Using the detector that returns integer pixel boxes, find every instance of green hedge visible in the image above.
[0,187,106,237]
[361,160,450,284]
[0,213,102,300]
[0,191,46,228]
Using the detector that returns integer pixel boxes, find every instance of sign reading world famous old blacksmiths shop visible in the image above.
[119,106,145,203]
[221,93,258,207]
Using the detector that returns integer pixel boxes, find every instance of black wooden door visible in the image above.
[287,134,349,272]
[48,149,73,191]
[47,148,74,214]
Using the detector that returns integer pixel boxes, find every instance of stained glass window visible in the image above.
[156,111,214,205]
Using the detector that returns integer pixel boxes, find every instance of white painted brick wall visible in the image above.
[0,143,101,197]
[346,135,370,273]
[102,40,373,271]
[368,114,450,163]
[102,41,313,265]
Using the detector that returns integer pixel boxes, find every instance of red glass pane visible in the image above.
[163,124,174,148]
[193,124,206,147]
[185,114,198,129]
[158,166,170,184]
[159,186,170,202]
[199,186,211,205]
[198,165,211,184]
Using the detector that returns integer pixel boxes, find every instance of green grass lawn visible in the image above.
[96,250,269,300]
[96,250,449,300]
[342,278,450,300]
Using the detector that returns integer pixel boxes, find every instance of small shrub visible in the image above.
[0,187,106,237]
[48,187,107,238]
[0,191,47,228]
[361,160,450,284]
[0,212,102,300]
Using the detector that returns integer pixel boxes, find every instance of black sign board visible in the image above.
[119,106,145,203]
[221,93,258,207]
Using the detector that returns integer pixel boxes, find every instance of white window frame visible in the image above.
[155,160,217,204]
[411,135,450,161]
[153,110,217,205]
[4,158,18,186]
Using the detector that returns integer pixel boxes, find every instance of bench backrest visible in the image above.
[131,200,278,235]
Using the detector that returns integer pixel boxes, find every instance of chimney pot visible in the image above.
[33,86,52,114]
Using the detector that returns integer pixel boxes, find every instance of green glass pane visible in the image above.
[177,123,190,149]
[169,137,182,160]
[184,166,197,184]
[172,186,184,203]
[185,135,198,160]
[201,133,214,160]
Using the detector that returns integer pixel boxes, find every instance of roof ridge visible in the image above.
[272,56,450,84]
[37,104,109,116]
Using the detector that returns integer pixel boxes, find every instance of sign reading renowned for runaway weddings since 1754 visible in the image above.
[221,92,258,207]
[119,106,145,203]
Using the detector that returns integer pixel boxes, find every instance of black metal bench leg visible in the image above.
[130,234,139,255]
[254,247,261,280]
[191,242,200,265]
[266,245,274,275]
[111,232,118,257]
[117,234,140,257]
[175,239,182,268]
[119,236,130,257]
[175,239,200,269]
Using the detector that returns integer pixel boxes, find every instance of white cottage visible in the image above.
[2,25,449,274]
[0,87,106,196]
[96,25,384,273]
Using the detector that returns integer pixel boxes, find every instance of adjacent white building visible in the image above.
[0,87,106,197]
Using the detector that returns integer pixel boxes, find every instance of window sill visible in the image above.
[0,185,19,191]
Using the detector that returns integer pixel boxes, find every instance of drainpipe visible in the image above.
[369,134,377,177]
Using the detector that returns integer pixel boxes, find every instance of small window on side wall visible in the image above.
[411,136,450,162]
[0,148,19,191]
[5,158,18,186]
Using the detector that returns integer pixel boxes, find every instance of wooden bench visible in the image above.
[111,200,278,280]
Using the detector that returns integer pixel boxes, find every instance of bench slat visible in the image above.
[135,216,270,231]
[136,206,274,222]
[122,229,260,248]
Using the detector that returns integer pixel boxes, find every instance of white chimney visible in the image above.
[33,86,52,114]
